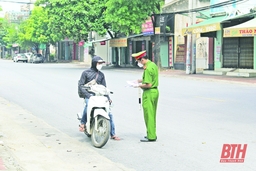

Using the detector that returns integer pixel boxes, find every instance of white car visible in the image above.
[13,53,28,63]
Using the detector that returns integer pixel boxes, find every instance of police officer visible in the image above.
[132,51,159,142]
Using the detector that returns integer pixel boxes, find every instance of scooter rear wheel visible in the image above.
[91,116,110,148]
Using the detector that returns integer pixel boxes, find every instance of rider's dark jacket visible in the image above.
[78,56,109,100]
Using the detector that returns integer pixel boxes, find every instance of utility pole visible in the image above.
[152,3,162,69]
[186,0,197,74]
[186,0,192,74]
[154,15,162,69]
[191,0,197,74]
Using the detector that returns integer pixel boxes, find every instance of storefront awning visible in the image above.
[182,16,227,36]
[223,17,256,37]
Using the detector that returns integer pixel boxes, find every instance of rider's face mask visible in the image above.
[96,63,103,70]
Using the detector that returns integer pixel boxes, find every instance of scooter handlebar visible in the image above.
[83,84,113,95]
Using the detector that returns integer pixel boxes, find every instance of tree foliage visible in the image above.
[105,0,164,35]
[18,6,52,48]
[1,0,164,53]
[0,6,14,48]
[36,0,92,42]
[2,24,19,48]
[0,18,7,46]
[36,0,111,41]
[87,0,109,36]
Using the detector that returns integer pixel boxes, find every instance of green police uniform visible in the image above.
[142,60,159,140]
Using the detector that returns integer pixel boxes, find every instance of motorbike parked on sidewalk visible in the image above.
[77,84,112,148]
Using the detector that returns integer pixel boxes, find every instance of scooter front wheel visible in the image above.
[91,116,110,148]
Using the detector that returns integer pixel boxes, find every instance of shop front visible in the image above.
[182,16,227,71]
[182,13,256,71]
[223,17,256,69]
[109,38,128,66]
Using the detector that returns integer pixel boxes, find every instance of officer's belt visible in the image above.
[144,87,157,90]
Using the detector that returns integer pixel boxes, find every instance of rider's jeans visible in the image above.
[109,113,115,137]
[81,98,89,125]
[81,98,116,137]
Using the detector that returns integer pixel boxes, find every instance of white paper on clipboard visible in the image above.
[126,80,140,87]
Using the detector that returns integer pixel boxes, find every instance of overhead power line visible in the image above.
[161,0,248,15]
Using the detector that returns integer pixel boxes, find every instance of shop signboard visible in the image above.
[84,42,93,47]
[142,18,154,36]
[224,18,256,37]
[109,38,127,47]
[224,28,256,37]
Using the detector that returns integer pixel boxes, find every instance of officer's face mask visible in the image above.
[96,64,103,70]
[137,61,143,68]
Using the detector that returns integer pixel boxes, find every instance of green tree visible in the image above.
[0,6,19,57]
[87,0,123,66]
[0,17,7,46]
[36,0,123,65]
[18,20,35,49]
[36,0,91,43]
[18,6,54,49]
[105,0,163,34]
[105,0,164,68]
[36,0,163,66]
[2,24,19,49]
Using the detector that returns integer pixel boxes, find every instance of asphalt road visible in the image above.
[0,59,255,171]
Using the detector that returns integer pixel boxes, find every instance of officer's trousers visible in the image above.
[142,88,159,140]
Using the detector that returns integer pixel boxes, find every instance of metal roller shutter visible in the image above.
[239,37,253,69]
[223,38,239,68]
[223,37,253,69]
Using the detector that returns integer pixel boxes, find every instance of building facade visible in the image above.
[163,0,211,71]
[182,0,256,72]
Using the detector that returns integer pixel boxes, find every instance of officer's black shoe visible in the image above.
[144,136,157,140]
[140,138,156,142]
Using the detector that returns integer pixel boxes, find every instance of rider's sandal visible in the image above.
[111,135,121,140]
[79,124,85,132]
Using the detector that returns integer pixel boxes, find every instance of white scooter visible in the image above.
[77,84,112,148]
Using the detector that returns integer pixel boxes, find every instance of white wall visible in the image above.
[165,0,176,4]
[94,33,108,63]
[83,46,91,65]
[83,32,110,65]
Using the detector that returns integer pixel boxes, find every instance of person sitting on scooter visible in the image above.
[78,56,120,140]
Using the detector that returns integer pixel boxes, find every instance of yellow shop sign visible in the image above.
[224,28,256,37]
[182,23,221,35]
[109,38,127,47]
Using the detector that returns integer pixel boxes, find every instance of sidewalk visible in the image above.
[0,97,134,171]
[73,62,256,86]
[160,69,256,85]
